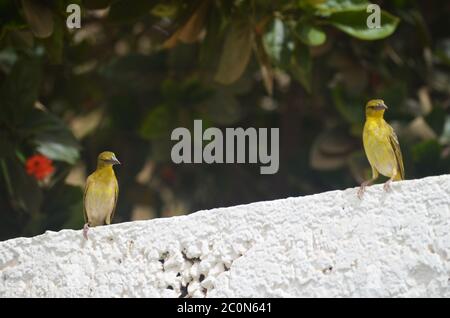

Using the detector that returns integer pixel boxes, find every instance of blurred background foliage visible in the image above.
[0,0,449,240]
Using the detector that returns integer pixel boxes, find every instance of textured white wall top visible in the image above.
[1,175,450,298]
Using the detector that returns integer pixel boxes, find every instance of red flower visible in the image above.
[25,154,55,181]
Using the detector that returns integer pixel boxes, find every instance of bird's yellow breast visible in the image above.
[84,167,118,226]
[363,118,397,178]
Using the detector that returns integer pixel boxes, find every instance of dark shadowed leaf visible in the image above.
[2,29,34,50]
[0,134,15,159]
[42,184,84,230]
[0,55,42,122]
[21,0,54,38]
[108,0,154,23]
[331,85,364,124]
[177,0,209,44]
[2,157,43,215]
[214,22,253,85]
[412,140,444,177]
[0,0,27,33]
[425,106,445,136]
[163,1,210,49]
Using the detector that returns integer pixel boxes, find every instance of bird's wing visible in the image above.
[388,126,405,180]
[108,179,118,225]
[83,176,92,224]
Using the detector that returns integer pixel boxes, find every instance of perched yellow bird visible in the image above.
[358,99,404,199]
[83,151,120,239]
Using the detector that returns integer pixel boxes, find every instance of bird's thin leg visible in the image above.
[358,167,379,199]
[383,168,397,192]
[83,223,90,240]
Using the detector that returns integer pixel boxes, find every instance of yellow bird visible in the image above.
[83,151,120,239]
[358,99,404,199]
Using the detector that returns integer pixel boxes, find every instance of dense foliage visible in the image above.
[0,0,449,240]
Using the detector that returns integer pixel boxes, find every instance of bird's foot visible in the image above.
[83,223,89,240]
[357,182,368,200]
[383,179,392,192]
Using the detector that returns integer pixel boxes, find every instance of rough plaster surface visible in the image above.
[1,175,450,297]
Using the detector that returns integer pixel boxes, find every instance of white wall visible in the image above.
[1,174,450,297]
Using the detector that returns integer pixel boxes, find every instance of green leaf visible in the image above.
[259,19,315,93]
[21,0,54,38]
[307,0,369,15]
[214,22,253,85]
[24,109,80,164]
[35,142,79,165]
[263,18,298,71]
[328,9,400,40]
[295,23,326,46]
[151,3,178,18]
[263,18,286,65]
[290,43,312,92]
